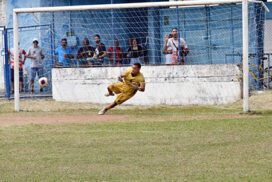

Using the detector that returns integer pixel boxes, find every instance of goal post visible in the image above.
[13,11,20,111]
[12,0,268,112]
[242,0,249,112]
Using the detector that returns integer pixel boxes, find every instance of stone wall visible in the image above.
[52,64,241,105]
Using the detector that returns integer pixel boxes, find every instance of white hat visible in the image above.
[33,38,39,42]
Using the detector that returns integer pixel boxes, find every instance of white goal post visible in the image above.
[12,0,268,112]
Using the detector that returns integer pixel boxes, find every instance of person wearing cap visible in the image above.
[26,38,45,93]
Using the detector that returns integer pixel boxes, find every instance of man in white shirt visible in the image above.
[26,38,45,93]
[163,27,189,65]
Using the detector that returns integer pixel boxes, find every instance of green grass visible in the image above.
[0,100,272,181]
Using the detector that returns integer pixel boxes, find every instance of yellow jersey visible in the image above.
[123,67,145,88]
[108,68,145,105]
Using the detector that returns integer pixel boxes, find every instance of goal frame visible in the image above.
[12,0,268,112]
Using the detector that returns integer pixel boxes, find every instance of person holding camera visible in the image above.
[163,27,189,65]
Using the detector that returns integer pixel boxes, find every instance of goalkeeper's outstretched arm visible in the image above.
[138,82,145,92]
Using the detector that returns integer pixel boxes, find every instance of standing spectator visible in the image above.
[163,34,173,65]
[77,38,95,67]
[26,38,45,93]
[107,39,123,66]
[8,43,27,93]
[163,27,189,65]
[127,38,143,65]
[93,34,107,65]
[123,38,133,65]
[55,38,74,67]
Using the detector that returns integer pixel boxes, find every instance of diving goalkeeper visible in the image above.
[98,63,145,115]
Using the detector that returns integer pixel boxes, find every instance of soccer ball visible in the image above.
[39,77,48,88]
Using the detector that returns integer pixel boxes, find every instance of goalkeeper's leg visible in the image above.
[104,82,122,97]
[98,92,135,115]
[98,101,118,115]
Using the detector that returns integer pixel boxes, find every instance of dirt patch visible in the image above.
[0,113,128,126]
[0,111,262,127]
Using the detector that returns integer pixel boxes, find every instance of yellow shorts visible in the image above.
[108,82,136,105]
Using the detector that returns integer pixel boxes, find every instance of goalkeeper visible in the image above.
[98,63,145,115]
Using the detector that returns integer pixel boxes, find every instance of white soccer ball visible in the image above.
[39,77,48,88]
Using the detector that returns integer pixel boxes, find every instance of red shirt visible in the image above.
[9,48,26,69]
[107,47,122,62]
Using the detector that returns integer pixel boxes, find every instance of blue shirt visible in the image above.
[55,46,72,66]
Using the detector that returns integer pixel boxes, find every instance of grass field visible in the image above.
[0,92,272,181]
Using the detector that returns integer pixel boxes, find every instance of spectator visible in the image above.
[127,38,143,65]
[163,34,173,65]
[163,27,189,65]
[77,38,95,67]
[55,38,74,67]
[8,43,27,93]
[107,39,123,66]
[93,34,107,65]
[26,38,45,93]
[123,38,133,65]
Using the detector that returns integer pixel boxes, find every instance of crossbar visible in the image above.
[14,0,243,13]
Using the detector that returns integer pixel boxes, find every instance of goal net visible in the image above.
[10,0,268,112]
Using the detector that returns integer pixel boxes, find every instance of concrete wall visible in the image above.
[52,65,241,105]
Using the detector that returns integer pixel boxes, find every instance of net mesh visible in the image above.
[11,4,265,61]
[7,2,269,96]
